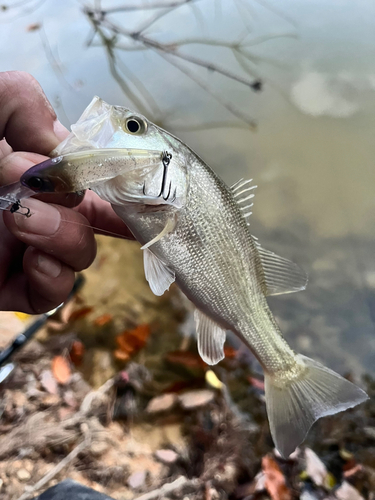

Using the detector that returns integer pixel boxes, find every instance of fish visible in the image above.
[20,96,368,457]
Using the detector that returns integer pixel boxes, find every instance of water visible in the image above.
[1,0,375,375]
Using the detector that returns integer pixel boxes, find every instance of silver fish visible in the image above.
[21,97,368,457]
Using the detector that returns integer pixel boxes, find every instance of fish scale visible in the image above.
[20,96,368,458]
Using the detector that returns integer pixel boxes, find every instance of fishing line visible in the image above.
[59,218,131,239]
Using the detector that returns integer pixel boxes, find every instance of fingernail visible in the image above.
[13,198,61,236]
[53,120,69,141]
[37,253,62,278]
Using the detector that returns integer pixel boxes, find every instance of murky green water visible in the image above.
[1,0,375,375]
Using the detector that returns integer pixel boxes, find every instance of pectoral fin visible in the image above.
[194,309,226,365]
[143,248,175,296]
[140,215,176,250]
[256,244,308,296]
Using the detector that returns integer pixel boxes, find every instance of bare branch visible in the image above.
[156,51,257,129]
[103,0,197,15]
[99,17,263,91]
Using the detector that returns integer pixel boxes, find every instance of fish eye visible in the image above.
[125,116,147,135]
[25,176,54,192]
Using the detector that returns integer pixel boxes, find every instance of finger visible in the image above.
[76,190,134,239]
[3,198,97,272]
[0,151,84,208]
[0,71,69,154]
[23,247,76,313]
[0,139,12,160]
[0,248,75,313]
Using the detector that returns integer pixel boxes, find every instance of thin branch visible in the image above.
[99,16,262,91]
[156,51,257,129]
[103,0,197,15]
[86,18,152,115]
[16,434,91,500]
[39,26,76,92]
[133,476,199,500]
[116,57,162,116]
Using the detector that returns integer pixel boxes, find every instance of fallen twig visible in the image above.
[133,476,199,500]
[16,424,91,500]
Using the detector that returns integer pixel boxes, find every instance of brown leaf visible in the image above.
[94,313,113,326]
[69,340,85,366]
[51,356,71,385]
[166,350,206,368]
[68,306,93,322]
[223,346,237,358]
[262,455,292,500]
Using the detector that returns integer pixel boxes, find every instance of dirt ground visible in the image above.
[0,236,374,500]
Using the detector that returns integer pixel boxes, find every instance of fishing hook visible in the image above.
[143,151,176,202]
[10,200,31,217]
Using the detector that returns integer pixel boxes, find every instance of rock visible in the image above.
[33,479,115,499]
[89,440,109,457]
[127,470,146,489]
[40,370,58,395]
[304,448,327,487]
[17,469,31,481]
[155,449,179,464]
[335,481,364,500]
[178,389,215,409]
[146,393,177,413]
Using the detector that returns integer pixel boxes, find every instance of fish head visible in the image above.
[21,97,190,208]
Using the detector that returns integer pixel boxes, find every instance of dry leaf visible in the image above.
[68,306,93,322]
[166,350,206,368]
[223,346,237,358]
[51,356,71,385]
[94,313,113,326]
[262,455,292,500]
[115,324,151,361]
[69,340,85,366]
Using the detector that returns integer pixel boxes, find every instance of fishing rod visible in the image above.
[0,274,85,382]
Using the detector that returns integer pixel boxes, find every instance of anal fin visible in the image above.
[256,245,308,296]
[194,309,226,365]
[143,248,175,296]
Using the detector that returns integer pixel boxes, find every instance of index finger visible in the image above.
[0,71,68,155]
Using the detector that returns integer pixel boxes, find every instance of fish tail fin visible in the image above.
[264,354,368,458]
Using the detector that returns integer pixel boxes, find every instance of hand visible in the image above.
[0,71,132,314]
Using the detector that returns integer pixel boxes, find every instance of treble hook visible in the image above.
[10,200,31,217]
[143,151,176,202]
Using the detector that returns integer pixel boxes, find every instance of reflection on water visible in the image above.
[1,0,375,374]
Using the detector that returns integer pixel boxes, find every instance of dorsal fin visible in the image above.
[255,243,308,296]
[230,178,257,223]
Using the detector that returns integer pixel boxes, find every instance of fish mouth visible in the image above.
[20,157,73,193]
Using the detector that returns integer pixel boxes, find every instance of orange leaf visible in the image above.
[94,313,113,326]
[69,340,85,366]
[52,356,71,385]
[69,306,93,322]
[114,349,131,361]
[114,324,151,360]
[262,455,292,500]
